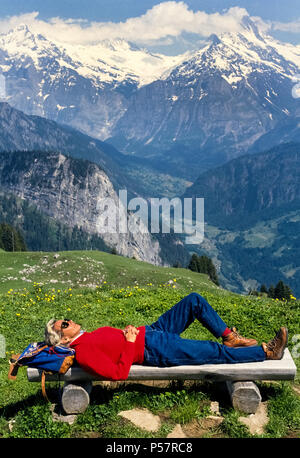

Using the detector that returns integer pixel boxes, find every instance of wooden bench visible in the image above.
[27,349,297,415]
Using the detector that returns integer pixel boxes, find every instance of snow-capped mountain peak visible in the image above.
[0,24,188,139]
[167,15,300,89]
[0,24,65,68]
[1,24,50,50]
[0,24,184,88]
[218,16,300,75]
[235,15,267,43]
[60,39,185,87]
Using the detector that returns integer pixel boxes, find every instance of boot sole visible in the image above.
[223,342,258,348]
[276,327,288,360]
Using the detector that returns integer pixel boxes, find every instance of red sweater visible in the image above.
[70,326,145,380]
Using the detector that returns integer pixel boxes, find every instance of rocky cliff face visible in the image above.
[0,101,138,196]
[0,150,163,265]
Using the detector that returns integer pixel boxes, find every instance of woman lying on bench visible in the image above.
[44,292,288,381]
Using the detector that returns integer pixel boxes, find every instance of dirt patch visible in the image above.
[293,385,300,397]
[182,416,225,438]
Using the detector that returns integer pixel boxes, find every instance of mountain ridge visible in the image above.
[182,141,300,227]
[0,23,186,140]
[0,101,191,199]
[108,18,300,179]
[0,101,140,196]
[1,19,300,162]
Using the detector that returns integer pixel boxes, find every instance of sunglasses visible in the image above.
[61,319,71,330]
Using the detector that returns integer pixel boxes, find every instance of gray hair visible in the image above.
[44,319,62,346]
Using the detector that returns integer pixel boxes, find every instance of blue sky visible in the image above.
[0,1,299,53]
[0,0,298,23]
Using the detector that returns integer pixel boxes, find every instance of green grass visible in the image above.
[0,249,216,294]
[0,249,299,438]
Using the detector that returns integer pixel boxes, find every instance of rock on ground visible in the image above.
[118,408,161,432]
[167,424,187,438]
[238,402,269,435]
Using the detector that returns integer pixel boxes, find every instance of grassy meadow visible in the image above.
[0,249,299,438]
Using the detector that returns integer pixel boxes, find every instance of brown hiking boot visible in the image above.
[262,327,288,360]
[222,327,258,347]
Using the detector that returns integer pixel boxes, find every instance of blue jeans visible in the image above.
[143,293,266,366]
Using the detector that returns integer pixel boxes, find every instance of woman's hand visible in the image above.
[123,325,139,342]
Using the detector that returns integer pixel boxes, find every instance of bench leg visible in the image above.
[61,381,93,414]
[226,381,262,414]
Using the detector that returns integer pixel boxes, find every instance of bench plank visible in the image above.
[27,348,296,383]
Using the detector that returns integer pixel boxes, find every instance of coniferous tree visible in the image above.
[268,284,275,298]
[260,284,268,294]
[188,254,219,286]
[206,258,219,286]
[274,280,286,300]
[283,283,292,301]
[196,255,206,272]
[0,223,27,252]
[274,280,292,301]
[0,193,111,253]
[188,254,200,272]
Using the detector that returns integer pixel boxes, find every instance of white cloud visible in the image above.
[272,18,300,34]
[0,2,252,47]
[0,12,39,34]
